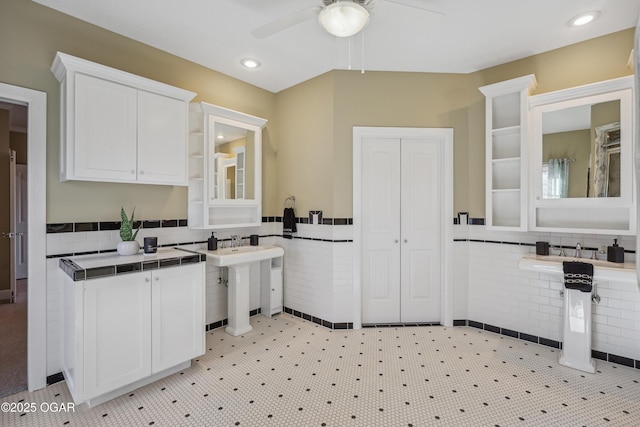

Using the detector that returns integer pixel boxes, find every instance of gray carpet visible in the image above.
[0,279,27,398]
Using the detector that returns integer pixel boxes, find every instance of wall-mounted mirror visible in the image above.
[210,122,254,201]
[188,102,267,229]
[529,76,635,234]
[541,100,620,199]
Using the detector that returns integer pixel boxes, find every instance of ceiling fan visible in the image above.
[251,0,444,39]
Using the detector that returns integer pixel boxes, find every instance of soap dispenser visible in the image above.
[607,239,624,263]
[207,232,217,251]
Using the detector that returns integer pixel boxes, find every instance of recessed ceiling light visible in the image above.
[217,134,224,140]
[241,58,261,69]
[570,11,600,27]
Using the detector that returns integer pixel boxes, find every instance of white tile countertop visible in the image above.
[59,247,205,281]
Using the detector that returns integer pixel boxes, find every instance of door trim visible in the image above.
[0,83,47,391]
[353,127,453,329]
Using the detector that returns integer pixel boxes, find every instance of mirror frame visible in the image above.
[528,76,636,234]
[200,103,267,229]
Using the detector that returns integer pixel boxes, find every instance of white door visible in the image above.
[151,264,204,373]
[14,164,27,280]
[362,138,401,323]
[361,135,443,324]
[400,139,441,322]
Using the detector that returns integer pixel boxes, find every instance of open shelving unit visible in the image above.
[479,74,537,230]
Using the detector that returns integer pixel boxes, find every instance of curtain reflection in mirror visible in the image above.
[593,122,621,197]
[543,158,569,199]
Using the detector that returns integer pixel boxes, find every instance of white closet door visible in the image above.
[400,139,441,322]
[361,138,401,323]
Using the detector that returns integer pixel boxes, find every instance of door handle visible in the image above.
[2,232,15,238]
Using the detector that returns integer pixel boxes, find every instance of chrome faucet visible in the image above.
[231,235,241,248]
[574,243,582,258]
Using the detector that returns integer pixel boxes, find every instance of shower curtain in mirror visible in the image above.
[546,158,569,199]
[593,122,620,197]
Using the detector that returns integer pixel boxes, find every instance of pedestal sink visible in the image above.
[206,245,284,336]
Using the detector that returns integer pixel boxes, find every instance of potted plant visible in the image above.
[117,207,141,255]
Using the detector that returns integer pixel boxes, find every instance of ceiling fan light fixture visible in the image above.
[318,1,370,37]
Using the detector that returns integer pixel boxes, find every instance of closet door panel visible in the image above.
[361,138,401,323]
[400,139,442,322]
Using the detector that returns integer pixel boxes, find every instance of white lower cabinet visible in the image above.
[63,263,205,406]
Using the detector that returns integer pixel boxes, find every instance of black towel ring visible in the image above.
[284,195,295,209]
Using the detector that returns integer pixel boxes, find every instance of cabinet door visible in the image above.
[138,91,188,185]
[151,264,204,373]
[83,273,152,400]
[270,268,283,314]
[74,74,137,181]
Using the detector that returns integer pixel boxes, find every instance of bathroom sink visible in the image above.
[519,253,636,283]
[206,245,284,267]
[535,255,624,269]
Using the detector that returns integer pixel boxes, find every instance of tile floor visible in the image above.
[2,313,640,426]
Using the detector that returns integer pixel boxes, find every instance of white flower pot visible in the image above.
[117,240,140,256]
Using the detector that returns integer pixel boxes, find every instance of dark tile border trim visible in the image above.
[47,372,65,386]
[47,219,190,234]
[283,306,353,330]
[261,217,354,225]
[459,319,640,369]
[205,308,262,332]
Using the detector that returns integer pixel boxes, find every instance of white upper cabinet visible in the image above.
[52,52,196,186]
[480,75,537,230]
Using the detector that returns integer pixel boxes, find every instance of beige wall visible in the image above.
[0,0,634,222]
[0,0,276,222]
[275,72,335,216]
[277,29,633,218]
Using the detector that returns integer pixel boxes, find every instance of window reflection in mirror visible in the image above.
[541,100,620,198]
[212,122,254,200]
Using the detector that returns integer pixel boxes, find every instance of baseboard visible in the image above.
[0,289,12,300]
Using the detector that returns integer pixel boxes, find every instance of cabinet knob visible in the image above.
[394,239,399,243]
[140,170,145,175]
[145,278,150,282]
[155,277,159,281]
[130,170,135,174]
[404,239,408,243]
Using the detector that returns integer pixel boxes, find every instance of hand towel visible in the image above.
[562,261,593,293]
[283,207,296,239]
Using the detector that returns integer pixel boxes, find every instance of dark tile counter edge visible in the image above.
[59,248,206,282]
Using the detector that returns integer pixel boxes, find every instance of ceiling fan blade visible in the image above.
[385,0,445,16]
[251,6,323,38]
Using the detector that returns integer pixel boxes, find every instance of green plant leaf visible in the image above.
[120,207,137,241]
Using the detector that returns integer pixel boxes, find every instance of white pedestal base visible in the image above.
[225,264,253,336]
[559,288,596,374]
